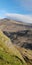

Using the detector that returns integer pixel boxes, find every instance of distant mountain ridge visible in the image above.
[0,18,32,25]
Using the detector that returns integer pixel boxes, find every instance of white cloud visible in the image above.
[5,13,32,23]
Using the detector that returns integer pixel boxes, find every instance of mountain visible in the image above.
[0,18,32,32]
[0,18,32,49]
[0,18,32,65]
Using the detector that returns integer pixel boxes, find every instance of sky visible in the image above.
[0,0,32,23]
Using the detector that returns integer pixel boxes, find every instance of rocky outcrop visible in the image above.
[3,29,32,50]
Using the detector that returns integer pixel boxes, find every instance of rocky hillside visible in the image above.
[3,30,32,50]
[0,18,32,65]
[0,18,32,50]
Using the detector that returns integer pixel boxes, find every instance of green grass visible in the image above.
[0,49,23,65]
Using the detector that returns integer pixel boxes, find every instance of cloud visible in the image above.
[5,13,32,23]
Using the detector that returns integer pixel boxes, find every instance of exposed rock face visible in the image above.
[3,30,32,50]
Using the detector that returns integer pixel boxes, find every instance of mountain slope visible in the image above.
[16,46,32,65]
[0,30,27,65]
[0,19,32,65]
[0,18,32,32]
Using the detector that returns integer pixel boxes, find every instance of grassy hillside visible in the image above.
[0,30,27,65]
[16,46,32,65]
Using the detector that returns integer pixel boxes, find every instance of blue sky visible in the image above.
[0,0,32,14]
[0,0,32,23]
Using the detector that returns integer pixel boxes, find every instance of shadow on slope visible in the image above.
[3,30,32,50]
